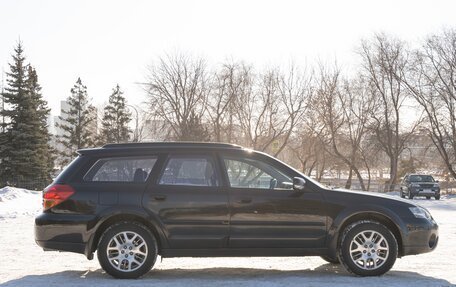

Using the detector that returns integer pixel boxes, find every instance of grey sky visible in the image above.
[1,0,455,115]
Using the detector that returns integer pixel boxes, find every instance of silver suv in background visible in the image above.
[400,174,440,200]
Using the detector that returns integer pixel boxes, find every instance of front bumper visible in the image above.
[35,212,95,258]
[409,186,440,197]
[402,217,439,256]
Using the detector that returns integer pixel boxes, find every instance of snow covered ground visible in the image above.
[0,186,455,287]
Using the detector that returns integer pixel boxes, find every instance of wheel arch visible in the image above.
[87,212,167,258]
[327,210,404,259]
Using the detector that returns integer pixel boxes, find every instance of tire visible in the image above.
[426,196,431,200]
[320,255,340,264]
[400,189,405,198]
[97,221,158,279]
[435,195,440,200]
[408,192,414,200]
[338,220,398,276]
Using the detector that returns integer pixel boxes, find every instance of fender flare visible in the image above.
[84,206,168,258]
[326,204,407,258]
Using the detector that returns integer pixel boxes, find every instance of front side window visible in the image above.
[84,157,157,182]
[223,156,293,190]
[159,156,219,186]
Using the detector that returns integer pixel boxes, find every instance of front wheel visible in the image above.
[339,221,398,276]
[426,196,431,200]
[97,221,158,279]
[435,195,440,200]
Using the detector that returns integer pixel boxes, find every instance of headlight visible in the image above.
[433,183,439,188]
[409,207,432,219]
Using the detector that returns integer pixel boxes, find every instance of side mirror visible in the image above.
[293,177,306,191]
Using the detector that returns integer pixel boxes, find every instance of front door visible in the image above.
[143,153,230,249]
[221,152,327,249]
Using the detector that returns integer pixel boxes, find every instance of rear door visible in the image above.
[221,151,327,249]
[143,152,230,249]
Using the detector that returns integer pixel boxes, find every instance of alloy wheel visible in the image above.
[348,230,389,270]
[106,231,148,272]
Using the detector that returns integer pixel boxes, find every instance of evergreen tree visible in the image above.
[0,42,54,185]
[26,66,55,180]
[99,84,132,144]
[56,77,96,166]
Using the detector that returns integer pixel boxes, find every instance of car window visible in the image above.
[409,175,435,182]
[223,156,293,190]
[159,156,219,187]
[84,157,157,182]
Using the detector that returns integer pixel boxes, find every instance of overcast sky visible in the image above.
[1,0,456,116]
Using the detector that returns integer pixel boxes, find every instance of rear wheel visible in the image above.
[339,220,398,276]
[320,255,340,264]
[97,221,158,279]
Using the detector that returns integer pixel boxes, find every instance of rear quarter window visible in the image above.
[83,156,157,183]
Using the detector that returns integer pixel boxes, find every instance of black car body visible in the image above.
[35,142,439,278]
[400,174,441,200]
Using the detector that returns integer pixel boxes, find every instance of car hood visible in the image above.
[332,188,414,205]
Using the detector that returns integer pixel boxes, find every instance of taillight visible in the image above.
[43,184,75,210]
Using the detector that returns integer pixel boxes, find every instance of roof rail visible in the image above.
[102,142,243,149]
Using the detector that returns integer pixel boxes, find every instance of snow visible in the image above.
[0,186,455,286]
[0,186,42,219]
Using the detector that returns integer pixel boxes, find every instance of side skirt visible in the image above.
[160,248,327,258]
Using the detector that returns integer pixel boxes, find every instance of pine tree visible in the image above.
[0,42,54,185]
[99,84,132,144]
[56,77,96,166]
[26,66,55,180]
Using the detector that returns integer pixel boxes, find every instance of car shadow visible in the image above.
[1,263,453,287]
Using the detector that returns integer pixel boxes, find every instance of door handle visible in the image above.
[154,195,167,201]
[237,198,252,204]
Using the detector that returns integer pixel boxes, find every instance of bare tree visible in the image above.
[208,62,252,142]
[401,29,456,179]
[235,64,311,156]
[145,53,210,141]
[289,122,328,178]
[312,65,375,190]
[360,34,420,191]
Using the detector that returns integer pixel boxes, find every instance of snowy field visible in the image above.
[0,186,455,287]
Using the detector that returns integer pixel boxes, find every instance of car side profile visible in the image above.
[35,142,438,278]
[400,174,441,200]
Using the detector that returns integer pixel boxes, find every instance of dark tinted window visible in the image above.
[408,175,435,182]
[223,156,293,190]
[84,157,157,182]
[159,156,218,186]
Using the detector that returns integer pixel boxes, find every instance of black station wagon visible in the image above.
[35,142,438,278]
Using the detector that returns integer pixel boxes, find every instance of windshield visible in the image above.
[409,175,435,182]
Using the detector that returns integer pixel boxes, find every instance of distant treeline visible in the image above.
[1,29,456,191]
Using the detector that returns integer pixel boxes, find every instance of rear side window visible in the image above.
[84,156,157,182]
[159,156,219,186]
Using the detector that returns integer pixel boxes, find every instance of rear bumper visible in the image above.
[35,212,95,258]
[402,218,439,256]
